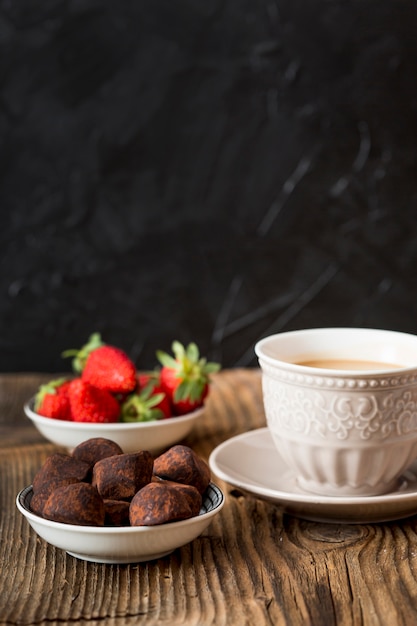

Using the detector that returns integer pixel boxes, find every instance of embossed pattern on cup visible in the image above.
[255,328,417,497]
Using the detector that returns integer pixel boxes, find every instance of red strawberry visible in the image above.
[34,378,72,421]
[156,341,220,415]
[68,378,121,423]
[82,346,137,394]
[62,333,137,394]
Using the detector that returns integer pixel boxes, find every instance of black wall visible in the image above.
[1,1,417,373]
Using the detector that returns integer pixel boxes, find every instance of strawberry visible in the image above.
[68,378,121,423]
[137,371,172,418]
[82,346,137,394]
[137,371,159,389]
[62,333,137,394]
[156,341,220,415]
[34,377,72,421]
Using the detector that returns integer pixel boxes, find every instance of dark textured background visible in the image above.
[1,1,417,373]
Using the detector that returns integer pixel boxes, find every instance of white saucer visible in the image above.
[209,428,417,524]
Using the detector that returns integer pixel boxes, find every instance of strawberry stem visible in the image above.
[61,332,105,373]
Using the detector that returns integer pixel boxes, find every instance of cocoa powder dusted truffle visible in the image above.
[153,445,211,494]
[162,480,202,516]
[104,499,131,526]
[30,491,50,517]
[72,437,123,469]
[129,481,196,526]
[92,451,153,500]
[30,477,81,517]
[43,483,105,526]
[28,438,211,528]
[32,453,91,497]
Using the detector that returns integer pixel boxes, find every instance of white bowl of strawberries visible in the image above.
[24,335,220,454]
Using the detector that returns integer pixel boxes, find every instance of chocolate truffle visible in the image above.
[72,437,123,469]
[32,453,90,497]
[43,483,105,526]
[153,445,211,494]
[30,477,81,517]
[162,480,202,516]
[92,450,153,500]
[129,481,195,526]
[104,499,131,526]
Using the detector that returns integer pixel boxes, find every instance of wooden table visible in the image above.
[2,370,417,625]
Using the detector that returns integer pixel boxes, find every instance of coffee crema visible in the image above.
[295,358,405,371]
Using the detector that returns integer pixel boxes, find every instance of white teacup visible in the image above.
[255,327,417,497]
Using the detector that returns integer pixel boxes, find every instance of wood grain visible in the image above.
[2,370,417,625]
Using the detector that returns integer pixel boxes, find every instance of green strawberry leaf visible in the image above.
[172,341,186,360]
[120,390,166,422]
[156,350,179,370]
[61,332,105,373]
[205,362,221,373]
[185,342,199,362]
[173,379,205,402]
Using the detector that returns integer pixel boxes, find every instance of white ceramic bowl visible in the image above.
[255,328,417,497]
[24,398,204,454]
[16,482,224,563]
